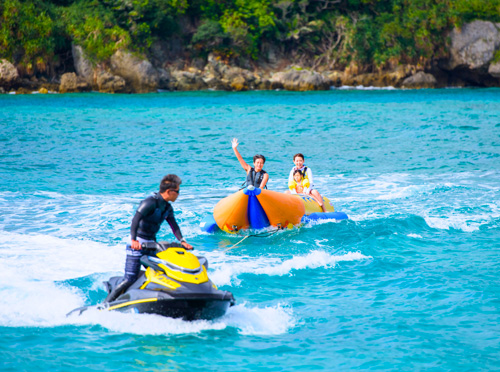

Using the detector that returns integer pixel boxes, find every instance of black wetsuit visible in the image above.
[246,168,267,188]
[130,193,182,242]
[125,193,183,282]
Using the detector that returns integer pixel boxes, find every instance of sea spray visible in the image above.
[207,250,371,286]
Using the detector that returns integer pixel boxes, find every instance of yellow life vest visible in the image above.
[288,177,310,193]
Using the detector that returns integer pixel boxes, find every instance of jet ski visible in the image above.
[68,242,235,321]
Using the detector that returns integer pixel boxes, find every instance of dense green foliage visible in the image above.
[1,0,499,76]
[0,0,63,74]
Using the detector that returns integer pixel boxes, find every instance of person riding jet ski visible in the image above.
[68,175,234,320]
[105,174,193,304]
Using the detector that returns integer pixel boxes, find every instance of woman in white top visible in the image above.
[285,153,326,212]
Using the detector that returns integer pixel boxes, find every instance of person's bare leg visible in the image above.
[284,190,291,194]
[311,189,326,212]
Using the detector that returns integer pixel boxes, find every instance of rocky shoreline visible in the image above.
[2,20,500,94]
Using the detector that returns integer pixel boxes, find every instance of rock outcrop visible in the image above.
[402,71,437,89]
[203,54,253,90]
[447,20,500,71]
[72,44,94,84]
[96,70,127,93]
[488,61,500,78]
[0,59,19,89]
[270,69,332,91]
[171,70,207,91]
[442,20,500,85]
[157,68,172,90]
[59,72,91,93]
[326,65,417,88]
[7,19,500,93]
[110,50,159,93]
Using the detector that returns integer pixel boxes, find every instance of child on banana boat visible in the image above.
[289,169,310,194]
[285,153,327,212]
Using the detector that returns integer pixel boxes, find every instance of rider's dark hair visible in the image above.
[253,154,266,164]
[160,174,182,193]
[293,153,304,160]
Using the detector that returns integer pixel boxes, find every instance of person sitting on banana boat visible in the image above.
[232,138,269,189]
[285,153,326,212]
[289,169,310,194]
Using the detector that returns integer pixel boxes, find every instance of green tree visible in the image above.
[197,0,277,58]
[0,0,59,75]
[63,1,130,63]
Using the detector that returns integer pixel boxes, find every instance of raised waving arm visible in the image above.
[232,138,251,172]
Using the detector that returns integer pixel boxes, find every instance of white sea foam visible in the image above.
[319,171,500,232]
[0,231,125,281]
[303,217,348,227]
[348,210,385,222]
[206,250,371,286]
[0,191,133,241]
[424,216,481,232]
[0,279,83,327]
[1,292,294,336]
[313,239,329,247]
[335,85,397,90]
[407,233,423,239]
[223,303,295,335]
[68,308,228,335]
[328,173,430,203]
[374,184,422,201]
[0,168,496,335]
[0,279,294,335]
[0,190,204,241]
[252,250,370,276]
[0,231,125,327]
[65,301,295,336]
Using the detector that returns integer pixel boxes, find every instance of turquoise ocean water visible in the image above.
[1,89,499,371]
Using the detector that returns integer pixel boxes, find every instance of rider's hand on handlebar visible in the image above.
[131,240,141,250]
[181,241,193,250]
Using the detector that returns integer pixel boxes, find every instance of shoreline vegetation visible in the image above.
[1,0,500,94]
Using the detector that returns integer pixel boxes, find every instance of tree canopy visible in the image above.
[1,0,499,76]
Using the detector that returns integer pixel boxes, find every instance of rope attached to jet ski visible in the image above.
[225,228,280,251]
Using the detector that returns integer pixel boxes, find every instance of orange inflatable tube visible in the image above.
[201,187,347,234]
[213,190,250,233]
[256,189,305,229]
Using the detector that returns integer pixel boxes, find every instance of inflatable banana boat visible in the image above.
[200,186,348,233]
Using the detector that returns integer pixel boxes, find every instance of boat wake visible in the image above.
[207,250,371,286]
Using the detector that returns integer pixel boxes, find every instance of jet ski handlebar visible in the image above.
[140,241,186,252]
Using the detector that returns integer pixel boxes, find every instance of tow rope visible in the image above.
[224,228,280,251]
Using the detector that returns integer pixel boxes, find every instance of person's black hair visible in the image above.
[253,154,266,164]
[293,153,304,160]
[293,169,303,177]
[160,174,182,193]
